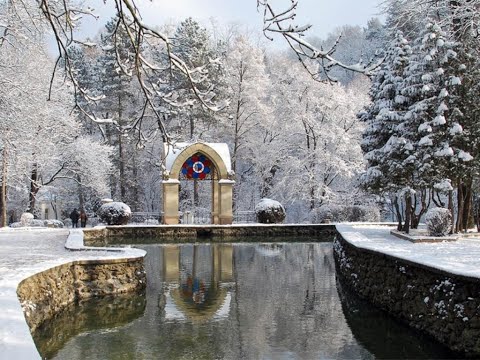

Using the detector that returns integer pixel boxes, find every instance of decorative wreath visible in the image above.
[181,153,212,179]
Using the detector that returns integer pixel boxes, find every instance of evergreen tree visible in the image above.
[96,17,138,204]
[359,31,412,202]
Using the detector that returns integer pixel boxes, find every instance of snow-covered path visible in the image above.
[0,228,145,360]
[337,224,480,279]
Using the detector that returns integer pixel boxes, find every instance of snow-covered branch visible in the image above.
[37,0,230,143]
[257,0,382,81]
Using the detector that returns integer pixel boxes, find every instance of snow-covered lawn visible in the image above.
[0,228,145,360]
[337,224,480,279]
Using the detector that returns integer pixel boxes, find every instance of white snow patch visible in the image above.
[449,76,461,86]
[434,179,453,192]
[449,123,463,135]
[433,115,446,126]
[419,136,433,146]
[336,224,480,279]
[435,146,454,157]
[255,198,284,212]
[458,150,473,162]
[418,123,432,133]
[438,88,449,98]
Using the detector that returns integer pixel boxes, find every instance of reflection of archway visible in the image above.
[161,244,234,323]
[162,142,235,224]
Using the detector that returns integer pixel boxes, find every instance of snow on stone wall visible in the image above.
[334,234,480,357]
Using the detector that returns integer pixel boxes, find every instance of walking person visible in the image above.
[80,210,88,228]
[70,208,80,228]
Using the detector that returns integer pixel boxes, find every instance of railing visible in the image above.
[131,210,257,224]
[131,212,161,224]
[233,211,256,224]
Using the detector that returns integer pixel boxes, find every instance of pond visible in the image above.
[34,241,461,359]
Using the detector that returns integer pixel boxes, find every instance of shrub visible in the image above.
[97,202,132,225]
[312,205,380,223]
[44,219,64,228]
[425,208,452,236]
[255,198,286,224]
[20,212,34,226]
[11,215,63,228]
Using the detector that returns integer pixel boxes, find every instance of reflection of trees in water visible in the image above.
[231,243,359,359]
[335,276,461,359]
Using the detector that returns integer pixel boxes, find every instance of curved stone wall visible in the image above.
[17,257,146,332]
[333,233,480,357]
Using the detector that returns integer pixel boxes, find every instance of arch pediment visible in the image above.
[164,142,232,180]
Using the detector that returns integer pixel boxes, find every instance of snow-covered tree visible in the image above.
[362,0,480,232]
[359,31,412,196]
[0,39,113,224]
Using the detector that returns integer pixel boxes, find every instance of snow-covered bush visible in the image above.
[31,219,46,227]
[20,212,34,226]
[88,217,100,227]
[425,208,452,236]
[255,198,286,224]
[143,219,159,225]
[312,205,380,223]
[44,219,64,228]
[97,202,132,225]
[10,216,60,228]
[349,205,380,222]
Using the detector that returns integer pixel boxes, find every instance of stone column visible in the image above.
[212,179,220,224]
[162,179,180,224]
[218,179,235,224]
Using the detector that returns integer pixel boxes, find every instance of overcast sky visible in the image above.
[79,0,384,44]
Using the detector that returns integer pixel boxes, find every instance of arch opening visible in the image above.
[162,142,234,225]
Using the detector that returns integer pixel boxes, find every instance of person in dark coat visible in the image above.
[80,210,88,228]
[70,209,80,228]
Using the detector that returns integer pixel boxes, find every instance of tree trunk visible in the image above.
[132,152,140,211]
[77,174,84,211]
[393,196,403,231]
[28,164,40,214]
[1,146,7,227]
[448,190,454,234]
[119,132,126,201]
[462,178,473,231]
[404,193,411,234]
[456,182,464,233]
[410,189,429,229]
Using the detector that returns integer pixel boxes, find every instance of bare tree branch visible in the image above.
[257,0,382,81]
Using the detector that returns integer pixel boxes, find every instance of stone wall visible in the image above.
[17,258,146,332]
[333,234,480,357]
[83,224,336,244]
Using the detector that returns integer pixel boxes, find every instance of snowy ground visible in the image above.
[0,228,145,360]
[337,224,480,279]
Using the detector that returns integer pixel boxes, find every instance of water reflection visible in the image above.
[32,293,146,359]
[336,278,461,359]
[159,244,234,323]
[36,242,462,359]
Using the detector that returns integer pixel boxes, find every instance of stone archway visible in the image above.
[162,142,235,225]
